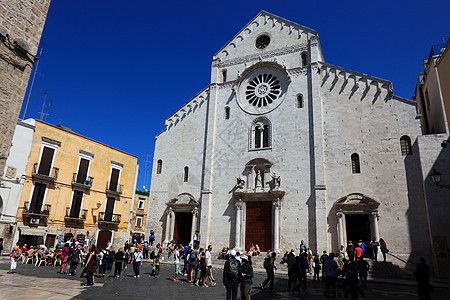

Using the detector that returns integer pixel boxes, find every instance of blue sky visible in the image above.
[19,0,450,190]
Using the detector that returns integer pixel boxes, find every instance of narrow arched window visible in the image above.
[301,53,307,66]
[351,153,360,174]
[297,94,303,108]
[400,136,412,155]
[254,126,261,148]
[225,106,230,120]
[263,125,269,147]
[222,70,227,83]
[251,117,271,150]
[184,166,189,182]
[157,160,162,174]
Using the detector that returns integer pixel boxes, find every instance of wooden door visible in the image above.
[38,146,55,176]
[105,197,115,221]
[30,182,47,213]
[173,212,192,246]
[76,158,90,183]
[70,191,83,217]
[245,201,272,252]
[97,230,112,250]
[45,234,56,249]
[109,168,120,191]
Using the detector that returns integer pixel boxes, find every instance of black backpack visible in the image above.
[150,250,156,259]
[263,257,270,269]
[227,258,239,277]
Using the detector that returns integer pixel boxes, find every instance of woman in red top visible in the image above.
[8,246,20,274]
[60,243,70,274]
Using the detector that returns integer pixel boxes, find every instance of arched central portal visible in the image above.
[164,193,200,246]
[334,193,380,252]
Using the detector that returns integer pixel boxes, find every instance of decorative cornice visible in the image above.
[42,136,61,147]
[79,150,95,158]
[213,44,308,68]
[318,61,393,93]
[287,67,308,76]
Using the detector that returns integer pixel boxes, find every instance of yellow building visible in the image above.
[129,190,149,242]
[14,120,138,250]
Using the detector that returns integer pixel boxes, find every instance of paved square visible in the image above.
[1,257,449,299]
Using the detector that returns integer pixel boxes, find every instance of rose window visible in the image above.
[245,73,281,107]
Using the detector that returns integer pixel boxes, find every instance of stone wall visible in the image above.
[0,0,51,178]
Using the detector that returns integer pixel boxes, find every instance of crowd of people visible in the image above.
[4,234,434,300]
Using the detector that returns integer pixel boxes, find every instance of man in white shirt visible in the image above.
[132,248,143,278]
[172,246,181,281]
[205,245,216,286]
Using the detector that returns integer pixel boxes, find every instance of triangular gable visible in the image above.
[213,10,318,59]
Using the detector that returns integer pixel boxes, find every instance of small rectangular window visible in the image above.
[135,216,143,228]
[138,198,145,210]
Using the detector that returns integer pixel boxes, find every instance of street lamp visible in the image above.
[429,169,450,189]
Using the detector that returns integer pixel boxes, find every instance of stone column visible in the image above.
[164,207,172,245]
[371,211,380,241]
[235,199,243,250]
[190,207,198,246]
[336,210,345,248]
[169,209,175,241]
[273,198,282,251]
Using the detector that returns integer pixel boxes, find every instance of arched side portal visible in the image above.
[334,193,380,250]
[164,193,200,246]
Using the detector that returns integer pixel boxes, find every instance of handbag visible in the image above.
[381,248,389,254]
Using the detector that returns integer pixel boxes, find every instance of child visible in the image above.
[154,253,161,278]
[199,251,207,286]
[313,254,321,281]
[172,246,180,281]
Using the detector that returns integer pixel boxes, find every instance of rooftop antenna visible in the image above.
[22,44,44,120]
[37,89,52,121]
[142,152,151,190]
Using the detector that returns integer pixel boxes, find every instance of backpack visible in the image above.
[150,250,156,259]
[13,249,22,259]
[190,251,197,262]
[263,257,270,269]
[227,258,239,277]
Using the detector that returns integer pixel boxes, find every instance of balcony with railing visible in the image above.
[32,163,59,181]
[106,181,123,195]
[22,201,51,221]
[72,173,93,189]
[98,212,121,225]
[64,207,88,223]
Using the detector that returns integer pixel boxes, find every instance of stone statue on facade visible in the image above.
[236,176,246,190]
[255,170,263,188]
[272,173,281,189]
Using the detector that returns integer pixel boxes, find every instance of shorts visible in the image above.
[207,266,211,276]
[175,263,180,273]
[200,267,206,278]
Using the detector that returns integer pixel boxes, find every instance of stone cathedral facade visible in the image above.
[148,11,434,262]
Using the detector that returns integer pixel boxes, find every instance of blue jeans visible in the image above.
[87,271,93,285]
[133,262,140,276]
[372,248,378,261]
[155,264,160,276]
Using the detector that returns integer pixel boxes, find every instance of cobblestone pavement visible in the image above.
[1,257,450,299]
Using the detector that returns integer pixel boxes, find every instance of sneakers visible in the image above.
[82,284,90,287]
[134,276,137,278]
[194,282,199,286]
[137,275,140,278]
[211,282,216,287]
[203,284,208,287]
[260,283,264,289]
[172,278,179,282]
